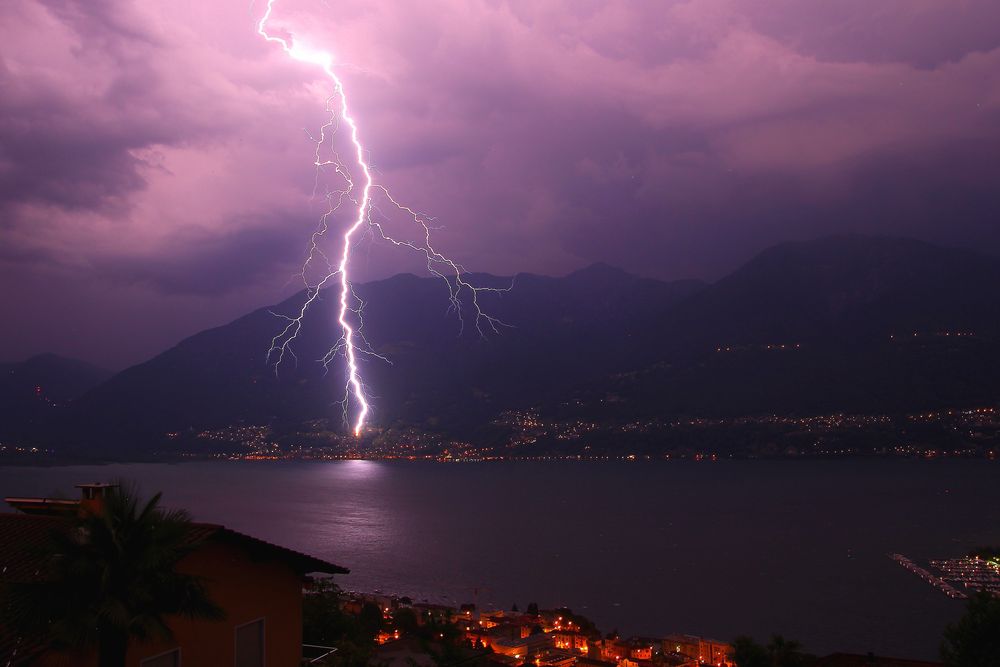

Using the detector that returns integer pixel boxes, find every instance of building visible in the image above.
[459,603,478,621]
[663,634,733,667]
[660,657,698,667]
[533,648,578,667]
[624,638,657,661]
[597,637,649,663]
[0,483,348,666]
[577,658,616,667]
[466,627,497,650]
[412,602,456,625]
[552,629,590,652]
[480,610,504,628]
[492,632,554,659]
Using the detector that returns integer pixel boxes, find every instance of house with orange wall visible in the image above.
[0,483,348,666]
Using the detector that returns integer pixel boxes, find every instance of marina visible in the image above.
[890,554,967,599]
[891,553,1000,599]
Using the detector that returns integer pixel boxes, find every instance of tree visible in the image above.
[303,578,354,645]
[941,590,1000,667]
[732,635,809,667]
[358,602,384,641]
[968,546,1000,560]
[526,602,539,616]
[511,603,519,613]
[733,636,768,667]
[552,607,598,636]
[302,581,377,667]
[392,607,420,636]
[766,635,806,666]
[4,482,223,667]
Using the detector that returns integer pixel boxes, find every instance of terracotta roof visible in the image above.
[0,513,347,579]
[0,513,69,582]
[0,514,65,665]
[191,522,349,575]
[0,632,43,667]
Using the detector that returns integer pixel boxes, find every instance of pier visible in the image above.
[889,554,967,599]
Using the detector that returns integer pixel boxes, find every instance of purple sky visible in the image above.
[2,0,1000,369]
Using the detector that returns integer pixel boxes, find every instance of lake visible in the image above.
[2,460,997,660]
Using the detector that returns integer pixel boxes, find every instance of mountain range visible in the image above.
[0,354,112,443]
[3,235,999,454]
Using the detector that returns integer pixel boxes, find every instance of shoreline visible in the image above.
[1,451,999,467]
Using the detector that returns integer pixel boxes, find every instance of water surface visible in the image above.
[2,460,997,660]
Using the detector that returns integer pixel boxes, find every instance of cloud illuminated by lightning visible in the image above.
[257,0,509,437]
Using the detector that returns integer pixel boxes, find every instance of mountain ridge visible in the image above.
[5,235,1000,452]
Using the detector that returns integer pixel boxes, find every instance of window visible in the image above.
[141,648,180,667]
[235,618,265,667]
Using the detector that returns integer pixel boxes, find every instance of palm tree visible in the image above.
[7,481,223,667]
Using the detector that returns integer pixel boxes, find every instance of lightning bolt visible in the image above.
[257,0,509,437]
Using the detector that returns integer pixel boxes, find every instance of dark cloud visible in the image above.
[37,0,159,48]
[743,0,1000,69]
[94,218,308,296]
[0,5,165,215]
[0,112,149,213]
[2,0,1000,367]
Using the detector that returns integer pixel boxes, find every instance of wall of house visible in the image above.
[33,539,304,667]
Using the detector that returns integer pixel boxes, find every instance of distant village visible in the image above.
[154,404,1000,463]
[341,593,952,667]
[342,590,736,667]
[2,398,998,465]
[334,590,948,667]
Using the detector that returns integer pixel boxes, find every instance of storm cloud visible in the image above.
[2,0,1000,367]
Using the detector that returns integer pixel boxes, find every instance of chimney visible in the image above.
[4,482,118,516]
[76,482,117,516]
